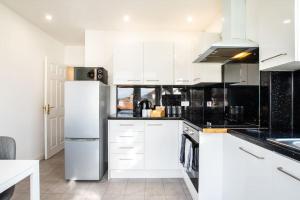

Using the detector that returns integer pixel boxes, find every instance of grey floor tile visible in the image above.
[11,151,193,200]
[145,182,164,196]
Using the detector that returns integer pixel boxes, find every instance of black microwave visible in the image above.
[68,67,108,84]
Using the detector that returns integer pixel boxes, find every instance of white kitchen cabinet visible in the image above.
[108,120,181,178]
[192,63,222,84]
[113,43,143,85]
[145,120,179,170]
[143,42,174,85]
[270,152,300,200]
[198,133,224,200]
[259,0,300,70]
[174,41,193,85]
[224,64,259,86]
[223,134,272,200]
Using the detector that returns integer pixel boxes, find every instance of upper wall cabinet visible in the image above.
[143,42,174,85]
[259,0,300,70]
[113,43,144,85]
[174,41,193,85]
[192,63,222,84]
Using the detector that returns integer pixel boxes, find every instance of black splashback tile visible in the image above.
[260,71,271,128]
[270,72,293,131]
[293,70,300,132]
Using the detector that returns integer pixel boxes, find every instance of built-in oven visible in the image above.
[180,122,199,195]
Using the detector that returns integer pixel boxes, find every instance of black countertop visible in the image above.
[108,113,300,161]
[108,113,259,130]
[229,129,300,162]
[108,114,182,120]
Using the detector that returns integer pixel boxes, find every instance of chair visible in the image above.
[0,136,16,200]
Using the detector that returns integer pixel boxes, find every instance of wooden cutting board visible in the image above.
[202,128,228,133]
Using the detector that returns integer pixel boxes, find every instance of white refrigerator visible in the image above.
[64,81,109,180]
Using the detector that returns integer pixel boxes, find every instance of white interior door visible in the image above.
[44,56,65,159]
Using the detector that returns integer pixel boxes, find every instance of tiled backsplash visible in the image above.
[260,70,300,131]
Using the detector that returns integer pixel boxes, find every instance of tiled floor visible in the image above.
[12,151,192,200]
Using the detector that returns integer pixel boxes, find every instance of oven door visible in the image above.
[181,133,199,192]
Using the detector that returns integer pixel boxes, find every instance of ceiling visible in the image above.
[0,0,222,45]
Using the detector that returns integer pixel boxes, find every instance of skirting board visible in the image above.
[109,169,183,179]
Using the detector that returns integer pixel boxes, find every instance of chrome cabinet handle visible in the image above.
[119,136,134,138]
[176,80,190,82]
[146,80,159,82]
[127,80,141,82]
[119,124,134,126]
[261,53,287,63]
[147,124,163,126]
[277,167,300,182]
[238,147,264,160]
[119,158,133,161]
[119,147,134,149]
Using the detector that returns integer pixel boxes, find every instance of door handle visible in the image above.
[261,53,287,63]
[43,104,55,115]
[277,167,300,182]
[238,147,264,160]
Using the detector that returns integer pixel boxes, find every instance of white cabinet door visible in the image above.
[240,140,272,200]
[145,121,179,169]
[192,63,222,84]
[198,133,224,200]
[259,0,295,70]
[223,135,246,200]
[223,134,272,200]
[144,42,174,85]
[270,152,300,200]
[113,43,143,85]
[174,41,192,85]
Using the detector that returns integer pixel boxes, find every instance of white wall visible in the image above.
[85,30,219,114]
[64,45,85,67]
[0,3,65,159]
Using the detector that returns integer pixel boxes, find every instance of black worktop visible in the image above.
[108,113,259,129]
[229,129,300,162]
[108,114,182,120]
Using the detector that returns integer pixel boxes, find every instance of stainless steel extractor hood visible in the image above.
[194,0,258,63]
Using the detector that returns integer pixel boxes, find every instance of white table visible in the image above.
[0,160,40,200]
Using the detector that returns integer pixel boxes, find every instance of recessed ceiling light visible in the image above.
[187,16,193,23]
[283,19,291,24]
[123,15,130,22]
[45,14,53,21]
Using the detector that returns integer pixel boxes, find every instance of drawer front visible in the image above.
[110,143,144,154]
[110,154,144,169]
[110,120,144,132]
[110,133,144,143]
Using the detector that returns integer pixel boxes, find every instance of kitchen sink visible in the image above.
[268,138,300,151]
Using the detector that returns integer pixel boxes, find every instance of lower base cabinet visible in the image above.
[223,134,300,200]
[145,121,179,170]
[270,152,300,200]
[108,120,181,178]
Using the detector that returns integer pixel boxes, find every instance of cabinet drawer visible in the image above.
[110,143,144,154]
[109,133,144,143]
[110,154,144,170]
[110,120,144,132]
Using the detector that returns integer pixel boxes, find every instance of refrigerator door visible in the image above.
[65,139,100,180]
[65,81,100,139]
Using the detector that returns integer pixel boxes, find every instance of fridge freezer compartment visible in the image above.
[65,139,100,180]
